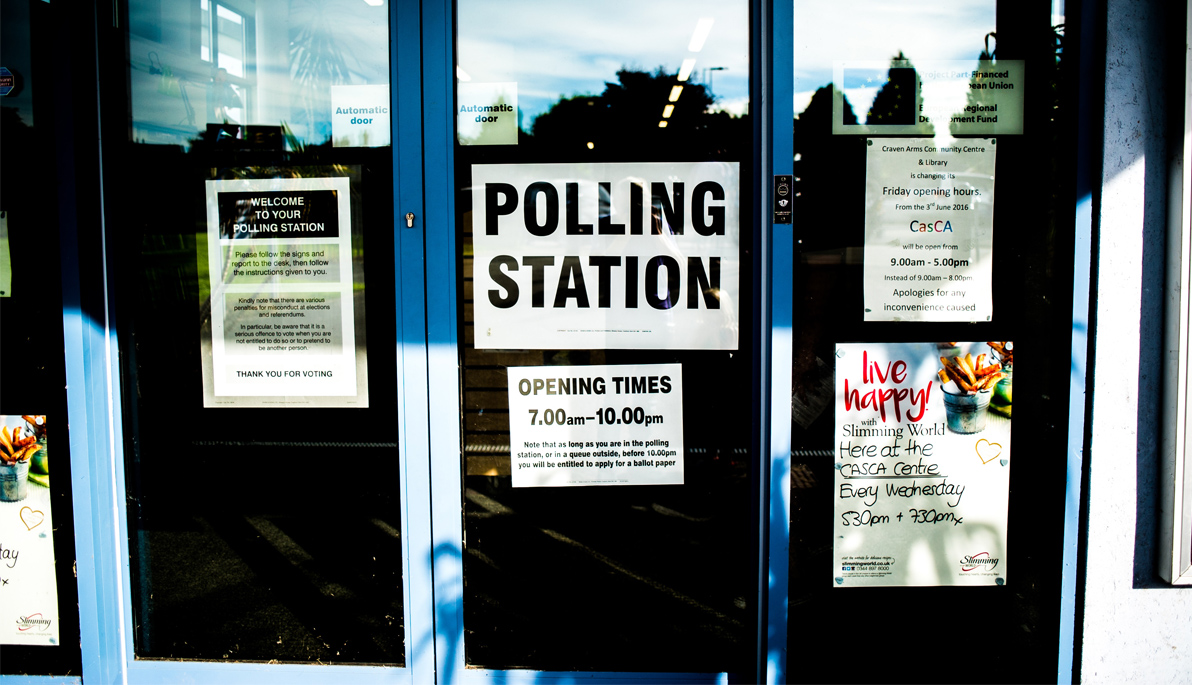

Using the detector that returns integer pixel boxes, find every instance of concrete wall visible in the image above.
[1080,0,1192,681]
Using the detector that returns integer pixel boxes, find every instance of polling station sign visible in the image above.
[472,162,740,350]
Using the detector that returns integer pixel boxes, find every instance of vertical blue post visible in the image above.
[421,0,467,681]
[766,0,794,682]
[1058,0,1103,679]
[393,0,436,682]
[58,1,129,680]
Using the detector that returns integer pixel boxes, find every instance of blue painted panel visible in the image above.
[419,0,469,681]
[392,0,437,681]
[1059,0,1103,678]
[766,0,794,683]
[453,670,731,684]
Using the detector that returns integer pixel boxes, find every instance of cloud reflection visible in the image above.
[794,0,995,113]
[457,0,749,130]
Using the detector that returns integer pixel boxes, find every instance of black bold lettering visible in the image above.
[687,256,721,309]
[692,181,726,236]
[553,256,591,308]
[645,256,680,309]
[522,256,555,307]
[598,182,625,234]
[566,183,593,235]
[524,182,559,236]
[651,182,684,234]
[485,183,518,235]
[488,255,519,308]
[630,183,644,234]
[625,256,639,308]
[589,256,621,308]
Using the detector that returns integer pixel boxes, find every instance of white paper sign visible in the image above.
[331,85,391,148]
[507,364,684,487]
[473,162,740,350]
[202,177,368,407]
[833,60,1024,135]
[0,211,11,297]
[832,342,1012,587]
[864,138,996,322]
[458,82,519,145]
[0,416,59,646]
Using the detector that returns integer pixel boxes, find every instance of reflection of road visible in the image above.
[461,477,753,673]
[466,488,735,622]
[130,443,405,664]
[132,444,753,671]
[141,508,405,663]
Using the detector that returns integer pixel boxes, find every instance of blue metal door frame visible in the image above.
[51,0,791,681]
[420,0,788,682]
[59,0,434,682]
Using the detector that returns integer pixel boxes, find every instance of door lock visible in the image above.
[405,212,416,228]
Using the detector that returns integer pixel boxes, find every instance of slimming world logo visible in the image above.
[16,613,51,632]
[960,551,999,572]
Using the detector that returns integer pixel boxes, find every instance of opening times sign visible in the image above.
[473,162,740,350]
[507,364,684,487]
[202,176,367,407]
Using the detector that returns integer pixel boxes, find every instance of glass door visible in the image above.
[80,0,434,681]
[427,0,767,680]
[775,0,1080,681]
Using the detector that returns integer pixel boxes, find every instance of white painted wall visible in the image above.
[1080,0,1192,681]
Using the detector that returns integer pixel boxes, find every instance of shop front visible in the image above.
[2,0,1190,682]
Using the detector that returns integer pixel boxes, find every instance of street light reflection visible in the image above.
[688,17,714,51]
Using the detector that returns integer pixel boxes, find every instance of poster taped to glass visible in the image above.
[506,364,684,487]
[832,342,1013,587]
[864,138,996,321]
[0,415,60,646]
[472,162,740,350]
[201,175,368,407]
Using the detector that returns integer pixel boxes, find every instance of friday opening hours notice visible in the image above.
[864,139,996,322]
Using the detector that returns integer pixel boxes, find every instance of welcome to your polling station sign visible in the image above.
[201,176,368,408]
[472,162,740,350]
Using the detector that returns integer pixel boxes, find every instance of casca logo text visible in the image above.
[909,220,953,233]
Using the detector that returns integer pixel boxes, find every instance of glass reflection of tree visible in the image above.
[526,68,747,161]
[789,85,865,399]
[290,0,351,144]
[865,52,930,131]
[950,32,997,138]
[791,85,864,250]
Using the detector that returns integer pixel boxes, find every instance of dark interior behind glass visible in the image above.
[106,0,405,665]
[787,0,1077,681]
